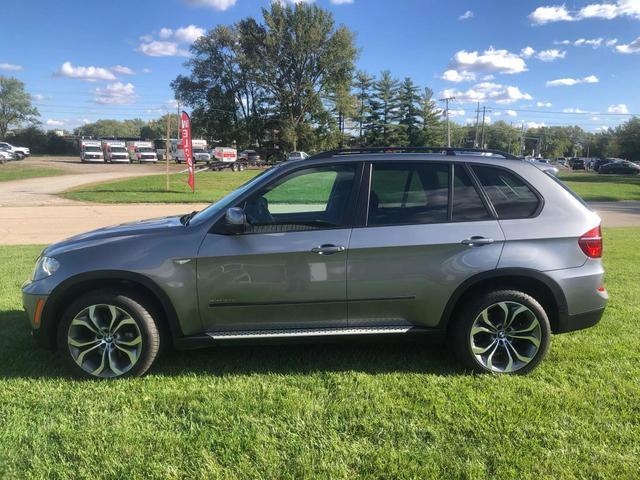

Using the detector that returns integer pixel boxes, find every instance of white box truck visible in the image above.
[101,140,130,163]
[126,141,157,163]
[171,138,211,163]
[80,140,104,163]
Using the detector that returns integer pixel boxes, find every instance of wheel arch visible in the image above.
[440,268,568,334]
[40,270,183,349]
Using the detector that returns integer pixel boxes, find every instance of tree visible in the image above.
[397,77,422,146]
[246,2,358,150]
[616,117,640,162]
[367,70,400,146]
[352,71,374,145]
[417,87,442,146]
[0,76,39,140]
[74,119,145,138]
[140,113,180,140]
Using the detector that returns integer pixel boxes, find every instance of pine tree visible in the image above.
[397,77,422,146]
[368,70,400,146]
[352,70,374,146]
[418,87,442,146]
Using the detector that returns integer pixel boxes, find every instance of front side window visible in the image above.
[368,162,449,226]
[241,164,357,233]
[472,165,540,219]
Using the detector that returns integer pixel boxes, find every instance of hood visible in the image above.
[45,215,184,256]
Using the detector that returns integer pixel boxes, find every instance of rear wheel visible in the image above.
[57,290,162,379]
[450,290,551,374]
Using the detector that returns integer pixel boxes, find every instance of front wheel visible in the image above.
[450,290,551,374]
[57,290,162,379]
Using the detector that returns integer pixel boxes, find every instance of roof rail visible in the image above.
[308,146,520,160]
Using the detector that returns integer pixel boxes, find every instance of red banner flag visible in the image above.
[180,111,195,192]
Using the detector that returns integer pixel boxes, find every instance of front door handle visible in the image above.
[461,236,494,247]
[311,244,346,255]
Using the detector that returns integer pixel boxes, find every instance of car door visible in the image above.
[197,163,361,332]
[347,161,505,328]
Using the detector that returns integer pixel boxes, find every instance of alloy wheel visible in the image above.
[67,304,143,378]
[469,301,542,373]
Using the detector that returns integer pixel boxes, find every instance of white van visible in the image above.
[101,140,130,163]
[80,140,104,163]
[171,139,211,163]
[126,141,157,163]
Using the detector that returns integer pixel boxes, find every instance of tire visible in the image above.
[449,289,551,375]
[57,290,162,379]
[15,152,25,160]
[231,163,239,172]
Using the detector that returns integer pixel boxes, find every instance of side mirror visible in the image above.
[224,207,246,234]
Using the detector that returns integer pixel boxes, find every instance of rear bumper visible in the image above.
[556,307,605,333]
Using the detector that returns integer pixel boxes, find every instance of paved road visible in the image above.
[589,201,640,228]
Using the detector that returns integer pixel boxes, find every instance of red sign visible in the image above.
[180,111,195,192]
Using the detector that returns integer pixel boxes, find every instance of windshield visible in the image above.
[193,148,207,153]
[85,146,101,152]
[189,166,282,226]
[138,147,154,153]
[111,147,127,153]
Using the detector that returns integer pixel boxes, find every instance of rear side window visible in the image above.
[472,166,540,219]
[452,165,491,221]
[368,163,449,226]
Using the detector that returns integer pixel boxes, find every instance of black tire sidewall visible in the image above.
[56,290,161,379]
[450,289,551,375]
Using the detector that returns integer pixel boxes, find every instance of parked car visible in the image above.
[23,148,607,378]
[239,149,261,163]
[0,141,30,160]
[570,158,585,170]
[0,149,15,163]
[287,151,309,161]
[598,160,640,175]
[591,158,612,172]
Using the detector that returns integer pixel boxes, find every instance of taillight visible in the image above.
[578,225,602,258]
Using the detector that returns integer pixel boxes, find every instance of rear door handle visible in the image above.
[461,236,494,247]
[311,244,346,255]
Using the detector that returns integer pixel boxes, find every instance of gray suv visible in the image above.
[22,148,608,378]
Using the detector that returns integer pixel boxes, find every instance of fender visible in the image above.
[438,267,569,331]
[40,270,184,348]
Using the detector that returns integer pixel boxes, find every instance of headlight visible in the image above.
[32,256,60,281]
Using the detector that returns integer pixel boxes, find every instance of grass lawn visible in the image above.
[0,163,66,183]
[559,171,640,201]
[61,170,260,204]
[1,229,639,478]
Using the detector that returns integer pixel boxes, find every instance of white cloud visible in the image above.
[536,101,552,107]
[448,109,466,117]
[616,36,640,53]
[331,0,354,4]
[520,46,536,58]
[137,41,190,57]
[45,119,65,126]
[440,69,476,82]
[529,1,640,24]
[482,74,495,81]
[574,38,603,48]
[529,5,574,24]
[32,94,46,101]
[608,103,630,113]
[562,108,588,113]
[0,63,23,71]
[166,99,179,109]
[459,10,474,20]
[505,110,518,116]
[441,81,532,105]
[94,82,136,104]
[174,25,205,43]
[142,68,152,74]
[111,65,134,75]
[183,0,237,10]
[159,28,173,39]
[449,47,527,75]
[526,121,546,129]
[546,75,599,86]
[56,62,117,81]
[536,49,566,61]
[554,40,572,45]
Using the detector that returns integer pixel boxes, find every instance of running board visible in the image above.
[206,325,417,340]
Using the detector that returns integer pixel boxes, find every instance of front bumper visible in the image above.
[22,290,49,344]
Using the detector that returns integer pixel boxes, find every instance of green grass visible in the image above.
[559,171,640,201]
[0,163,66,183]
[61,171,260,204]
[1,229,639,478]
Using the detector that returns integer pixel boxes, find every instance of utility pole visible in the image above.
[520,123,525,157]
[439,96,455,147]
[480,106,491,149]
[165,113,171,192]
[507,121,513,154]
[474,102,480,147]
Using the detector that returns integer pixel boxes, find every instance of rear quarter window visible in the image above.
[472,165,540,219]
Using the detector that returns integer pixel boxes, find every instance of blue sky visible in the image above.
[1,0,639,132]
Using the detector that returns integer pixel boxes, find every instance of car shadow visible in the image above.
[0,309,466,379]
